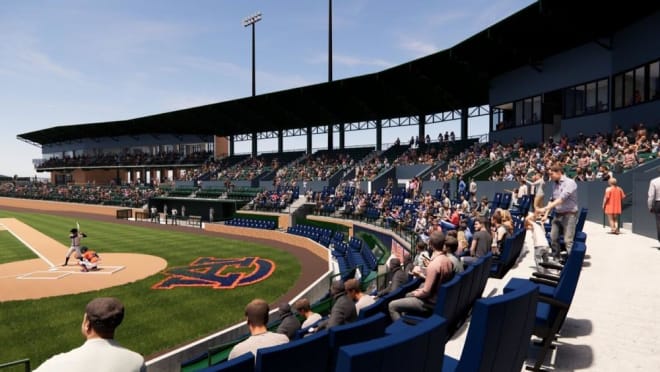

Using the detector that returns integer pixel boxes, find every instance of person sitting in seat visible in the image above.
[276,303,301,341]
[228,299,289,360]
[388,232,453,321]
[293,298,322,328]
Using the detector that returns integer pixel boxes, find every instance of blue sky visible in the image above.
[0,0,534,177]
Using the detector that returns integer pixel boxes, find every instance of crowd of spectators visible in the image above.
[0,181,164,207]
[37,150,213,170]
[488,123,655,182]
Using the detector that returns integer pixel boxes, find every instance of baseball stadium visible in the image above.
[2,1,660,371]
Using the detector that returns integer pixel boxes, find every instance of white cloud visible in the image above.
[307,53,392,68]
[398,39,439,57]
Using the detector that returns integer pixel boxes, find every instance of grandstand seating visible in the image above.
[335,314,447,372]
[196,352,254,372]
[504,242,587,371]
[225,218,276,230]
[442,281,539,372]
[490,229,526,278]
[254,330,329,372]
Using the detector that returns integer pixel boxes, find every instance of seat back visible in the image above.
[329,313,387,370]
[455,265,476,320]
[500,193,512,209]
[335,315,447,372]
[255,330,329,372]
[550,242,586,321]
[433,274,463,329]
[456,281,539,372]
[575,207,588,233]
[197,352,254,372]
[472,253,493,303]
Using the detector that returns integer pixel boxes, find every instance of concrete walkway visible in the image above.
[444,220,660,371]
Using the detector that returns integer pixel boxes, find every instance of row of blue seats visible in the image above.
[386,253,494,337]
[224,218,276,230]
[286,225,341,247]
[199,279,540,372]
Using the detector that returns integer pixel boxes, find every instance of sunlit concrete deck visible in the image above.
[444,220,660,371]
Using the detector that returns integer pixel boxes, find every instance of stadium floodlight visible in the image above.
[242,12,262,27]
[243,12,262,97]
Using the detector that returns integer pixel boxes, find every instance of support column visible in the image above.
[339,123,345,150]
[251,133,257,157]
[461,107,469,141]
[229,136,235,156]
[277,129,283,153]
[328,124,334,150]
[418,115,426,144]
[306,126,313,155]
[376,119,382,151]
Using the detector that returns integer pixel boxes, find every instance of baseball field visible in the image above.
[0,202,325,369]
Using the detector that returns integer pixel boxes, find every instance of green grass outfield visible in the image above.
[0,210,301,368]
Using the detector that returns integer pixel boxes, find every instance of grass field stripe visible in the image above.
[0,221,57,268]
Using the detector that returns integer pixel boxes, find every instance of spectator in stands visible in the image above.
[525,212,551,273]
[228,299,289,360]
[344,278,375,315]
[469,178,477,198]
[603,177,625,234]
[293,298,322,329]
[444,235,464,273]
[540,164,579,260]
[388,231,453,321]
[276,303,301,341]
[411,241,431,276]
[462,217,492,265]
[527,172,545,211]
[316,280,357,330]
[34,297,145,372]
[376,258,408,298]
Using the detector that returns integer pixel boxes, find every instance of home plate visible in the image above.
[17,265,126,279]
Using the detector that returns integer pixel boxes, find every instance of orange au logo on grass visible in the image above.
[152,257,275,290]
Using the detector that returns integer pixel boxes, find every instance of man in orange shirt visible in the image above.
[79,246,100,272]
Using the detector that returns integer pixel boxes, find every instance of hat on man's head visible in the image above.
[85,297,125,334]
[389,257,401,268]
[279,302,292,316]
[70,228,78,233]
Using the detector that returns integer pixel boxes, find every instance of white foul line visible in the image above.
[0,222,57,268]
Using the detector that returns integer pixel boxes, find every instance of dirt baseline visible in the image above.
[0,217,166,301]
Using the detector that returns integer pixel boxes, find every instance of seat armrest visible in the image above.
[530,277,559,287]
[539,262,564,270]
[531,272,560,283]
[538,295,570,309]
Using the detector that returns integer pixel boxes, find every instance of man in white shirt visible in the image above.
[228,299,289,360]
[34,297,145,372]
[345,278,375,315]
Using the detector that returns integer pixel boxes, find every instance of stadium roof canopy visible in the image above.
[18,0,660,146]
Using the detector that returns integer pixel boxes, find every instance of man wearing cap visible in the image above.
[228,299,289,360]
[34,297,145,372]
[64,228,87,266]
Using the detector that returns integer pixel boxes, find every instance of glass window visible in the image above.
[586,82,597,113]
[564,88,575,118]
[515,100,523,126]
[635,66,645,103]
[533,96,541,123]
[650,61,659,100]
[624,70,634,106]
[574,85,585,116]
[523,98,533,125]
[597,79,609,111]
[614,74,623,108]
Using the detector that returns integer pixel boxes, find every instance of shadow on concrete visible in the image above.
[526,343,594,372]
[559,318,593,338]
